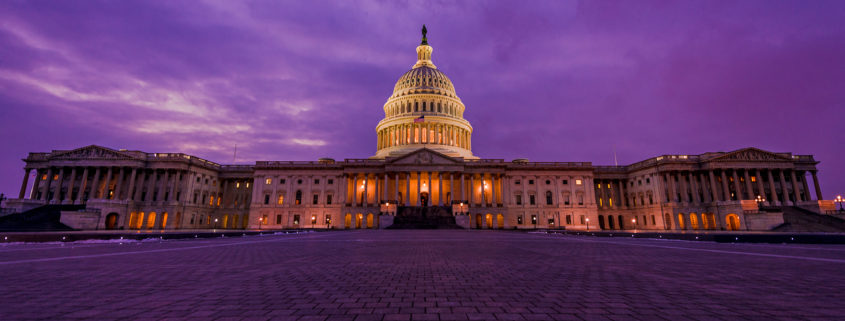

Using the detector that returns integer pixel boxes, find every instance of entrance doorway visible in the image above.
[105,213,119,230]
[421,192,429,206]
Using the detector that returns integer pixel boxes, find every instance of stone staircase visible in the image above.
[0,204,84,231]
[387,206,462,229]
[772,206,845,232]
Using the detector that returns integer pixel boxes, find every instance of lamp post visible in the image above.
[755,195,766,210]
[214,218,218,230]
[632,218,636,232]
[835,195,844,212]
[311,215,316,229]
[586,218,590,231]
[258,217,263,230]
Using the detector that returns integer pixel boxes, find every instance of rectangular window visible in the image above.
[515,180,521,185]
[264,195,270,205]
[548,218,554,226]
[277,195,284,205]
[53,174,59,180]
[325,215,332,224]
[580,215,585,224]
[280,179,286,184]
[328,179,334,185]
[578,195,584,205]
[276,215,282,224]
[531,215,537,224]
[314,179,320,184]
[293,215,300,225]
[528,180,534,185]
[235,182,240,188]
[529,195,535,205]
[265,178,272,185]
[651,215,656,225]
[326,195,333,205]
[566,215,572,225]
[575,179,582,185]
[517,216,523,225]
[313,194,319,205]
[564,195,570,205]
[515,195,522,205]
[562,179,568,185]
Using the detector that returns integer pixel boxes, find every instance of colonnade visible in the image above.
[658,168,820,205]
[21,167,200,204]
[377,123,470,150]
[342,172,502,208]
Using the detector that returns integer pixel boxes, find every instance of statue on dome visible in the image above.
[421,24,428,45]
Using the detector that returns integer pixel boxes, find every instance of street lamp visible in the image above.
[586,218,590,231]
[214,218,218,229]
[835,195,844,212]
[632,218,637,232]
[755,195,766,210]
[258,217,263,230]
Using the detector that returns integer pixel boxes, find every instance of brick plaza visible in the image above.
[1,230,844,320]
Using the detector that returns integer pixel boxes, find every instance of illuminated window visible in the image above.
[209,196,214,205]
[236,182,240,188]
[246,183,250,188]
[265,178,272,185]
[295,190,302,205]
[42,174,47,180]
[277,195,284,205]
[217,197,221,206]
[517,216,523,224]
[53,174,59,180]
[751,176,757,182]
[293,215,300,225]
[325,215,331,224]
[575,179,582,185]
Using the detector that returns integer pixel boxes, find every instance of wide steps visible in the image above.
[0,204,83,231]
[387,206,462,229]
[772,206,845,232]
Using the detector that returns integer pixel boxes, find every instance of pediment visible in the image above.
[49,145,138,161]
[387,148,461,165]
[708,148,789,162]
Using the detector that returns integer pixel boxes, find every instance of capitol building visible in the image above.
[2,29,838,232]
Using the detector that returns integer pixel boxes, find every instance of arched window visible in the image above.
[415,102,419,112]
[545,191,553,205]
[422,101,426,111]
[295,190,302,205]
[438,103,442,113]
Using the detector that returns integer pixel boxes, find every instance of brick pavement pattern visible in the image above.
[1,230,844,320]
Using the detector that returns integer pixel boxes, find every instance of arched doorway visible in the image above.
[105,213,119,230]
[496,214,504,229]
[420,192,429,207]
[242,214,249,229]
[726,214,741,231]
[146,212,157,229]
[356,214,363,229]
[608,215,615,230]
[485,214,493,229]
[617,215,624,230]
[689,213,698,230]
[366,213,374,229]
[598,215,606,230]
[664,213,672,230]
[222,215,229,229]
[700,213,709,229]
[345,213,352,229]
[129,212,138,230]
[677,213,685,230]
[161,212,168,229]
[475,214,482,229]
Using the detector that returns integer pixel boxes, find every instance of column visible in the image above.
[615,180,624,208]
[146,169,157,202]
[480,173,486,206]
[18,169,31,199]
[168,170,178,202]
[373,174,379,204]
[416,172,421,206]
[52,167,64,203]
[708,170,719,202]
[133,169,146,201]
[688,172,700,203]
[449,173,455,204]
[113,168,125,200]
[811,170,823,200]
[801,171,811,201]
[64,167,77,203]
[438,172,443,206]
[427,171,432,205]
[767,170,779,204]
[521,175,527,207]
[339,174,347,206]
[352,174,358,206]
[755,169,766,200]
[405,172,411,206]
[42,167,54,201]
[470,174,475,206]
[790,170,801,204]
[460,174,465,202]
[777,170,788,204]
[384,173,389,202]
[89,168,101,200]
[743,170,754,200]
[698,172,710,202]
[678,173,689,203]
[667,172,676,203]
[492,174,498,207]
[125,168,138,201]
[732,169,742,200]
[660,173,669,202]
[720,170,730,201]
[105,167,116,199]
[29,169,42,200]
[157,169,168,203]
[394,173,399,202]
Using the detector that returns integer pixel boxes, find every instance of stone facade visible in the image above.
[3,32,835,231]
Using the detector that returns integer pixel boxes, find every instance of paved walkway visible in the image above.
[0,230,843,320]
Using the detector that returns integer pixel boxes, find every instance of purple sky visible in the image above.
[1,0,843,200]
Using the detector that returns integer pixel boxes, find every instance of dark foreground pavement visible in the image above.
[1,230,844,321]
